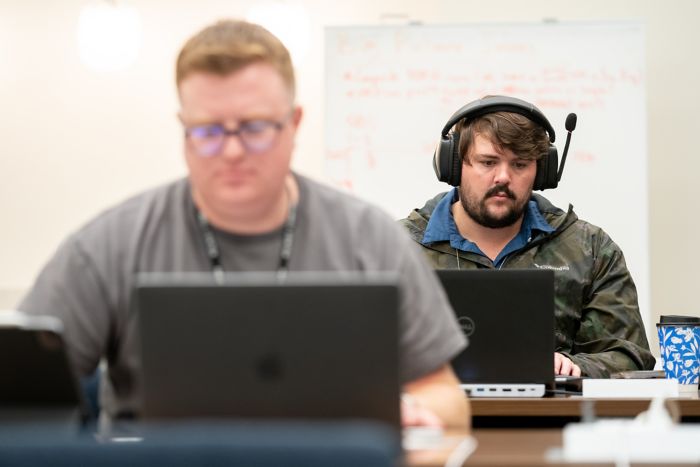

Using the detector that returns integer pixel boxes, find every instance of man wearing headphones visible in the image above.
[400,95,655,378]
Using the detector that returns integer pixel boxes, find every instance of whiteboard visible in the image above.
[324,22,650,323]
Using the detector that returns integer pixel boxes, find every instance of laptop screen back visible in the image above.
[134,272,400,428]
[0,312,85,423]
[437,269,555,386]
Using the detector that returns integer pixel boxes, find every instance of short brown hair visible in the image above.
[457,112,550,163]
[176,19,295,99]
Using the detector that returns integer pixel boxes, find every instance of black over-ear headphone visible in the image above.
[432,95,576,190]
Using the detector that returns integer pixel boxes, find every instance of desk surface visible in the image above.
[470,393,700,427]
[408,429,697,467]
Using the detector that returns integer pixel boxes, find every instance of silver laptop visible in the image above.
[134,272,401,428]
[437,269,555,397]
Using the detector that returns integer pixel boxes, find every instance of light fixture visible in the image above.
[77,0,142,73]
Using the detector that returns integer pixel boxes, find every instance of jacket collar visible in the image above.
[403,189,578,256]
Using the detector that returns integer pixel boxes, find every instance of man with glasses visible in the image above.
[18,20,469,429]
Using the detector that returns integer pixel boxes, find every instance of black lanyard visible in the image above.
[195,198,298,282]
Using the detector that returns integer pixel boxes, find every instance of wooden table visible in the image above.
[470,394,700,428]
[407,429,696,467]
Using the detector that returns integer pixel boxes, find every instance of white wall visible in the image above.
[2,0,699,355]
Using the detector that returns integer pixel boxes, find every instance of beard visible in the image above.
[459,183,529,228]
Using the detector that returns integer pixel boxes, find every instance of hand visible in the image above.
[554,352,581,376]
[401,394,444,428]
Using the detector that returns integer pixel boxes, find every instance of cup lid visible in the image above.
[658,314,700,325]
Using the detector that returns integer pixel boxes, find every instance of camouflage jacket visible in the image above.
[400,192,655,377]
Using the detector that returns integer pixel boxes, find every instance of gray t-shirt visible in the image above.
[19,174,465,419]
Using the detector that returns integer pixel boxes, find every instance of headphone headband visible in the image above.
[441,95,556,143]
[433,95,562,190]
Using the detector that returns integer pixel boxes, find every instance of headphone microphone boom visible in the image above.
[432,95,577,190]
[556,113,578,182]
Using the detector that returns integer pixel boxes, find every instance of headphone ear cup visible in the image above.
[433,136,449,183]
[534,145,559,190]
[433,132,462,186]
[448,132,462,186]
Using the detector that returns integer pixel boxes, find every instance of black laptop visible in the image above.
[436,269,555,397]
[0,311,86,423]
[134,272,400,428]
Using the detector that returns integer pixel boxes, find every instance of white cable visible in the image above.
[444,436,477,467]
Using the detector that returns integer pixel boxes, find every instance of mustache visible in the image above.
[485,184,516,200]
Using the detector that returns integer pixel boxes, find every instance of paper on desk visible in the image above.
[582,378,679,398]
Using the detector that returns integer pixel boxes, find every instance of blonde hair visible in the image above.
[176,19,295,98]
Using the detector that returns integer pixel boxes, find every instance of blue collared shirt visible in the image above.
[421,188,555,267]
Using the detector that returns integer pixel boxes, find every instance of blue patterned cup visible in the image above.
[657,315,700,386]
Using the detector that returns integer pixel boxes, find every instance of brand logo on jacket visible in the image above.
[533,263,570,271]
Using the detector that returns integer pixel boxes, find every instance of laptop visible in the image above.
[436,269,555,397]
[0,310,86,423]
[133,272,400,428]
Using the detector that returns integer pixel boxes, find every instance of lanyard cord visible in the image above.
[195,188,297,283]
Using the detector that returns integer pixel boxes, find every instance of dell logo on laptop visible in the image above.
[458,316,475,337]
[256,353,285,382]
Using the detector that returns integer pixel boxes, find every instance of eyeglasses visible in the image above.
[184,113,293,157]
